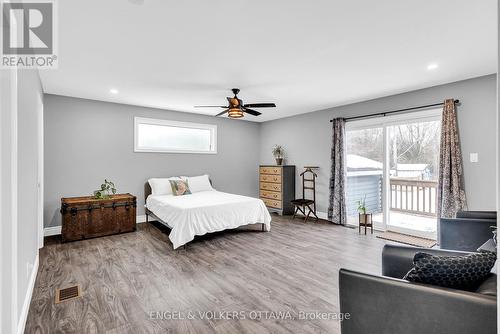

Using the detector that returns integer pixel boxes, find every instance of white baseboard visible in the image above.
[44,225,61,236]
[317,211,328,220]
[17,251,39,334]
[291,211,328,220]
[44,215,147,236]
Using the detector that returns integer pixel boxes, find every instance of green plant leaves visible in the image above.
[93,179,117,199]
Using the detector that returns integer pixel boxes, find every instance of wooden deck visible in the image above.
[25,214,387,334]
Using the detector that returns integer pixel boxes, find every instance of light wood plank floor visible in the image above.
[25,214,388,334]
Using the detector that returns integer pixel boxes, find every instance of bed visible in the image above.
[144,181,271,249]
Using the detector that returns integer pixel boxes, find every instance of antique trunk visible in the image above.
[60,193,136,242]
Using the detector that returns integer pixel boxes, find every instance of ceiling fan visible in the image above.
[194,88,276,118]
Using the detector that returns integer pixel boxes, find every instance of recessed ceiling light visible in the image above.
[427,63,438,70]
[110,88,119,94]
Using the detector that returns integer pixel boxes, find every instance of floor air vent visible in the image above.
[55,285,81,304]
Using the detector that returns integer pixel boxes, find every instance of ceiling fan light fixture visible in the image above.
[228,108,244,118]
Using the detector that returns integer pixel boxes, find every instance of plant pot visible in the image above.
[359,213,372,225]
[275,158,283,165]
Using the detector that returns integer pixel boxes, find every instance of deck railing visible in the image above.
[390,178,438,217]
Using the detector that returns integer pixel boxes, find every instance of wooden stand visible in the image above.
[291,166,319,222]
[358,213,373,234]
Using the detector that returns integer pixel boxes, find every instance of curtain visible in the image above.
[437,99,467,218]
[328,118,347,225]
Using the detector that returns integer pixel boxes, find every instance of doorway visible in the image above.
[346,109,441,240]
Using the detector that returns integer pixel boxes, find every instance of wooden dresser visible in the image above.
[60,193,136,242]
[259,165,295,215]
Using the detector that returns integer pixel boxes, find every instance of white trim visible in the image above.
[11,68,19,330]
[317,211,328,220]
[16,252,38,334]
[136,214,147,223]
[382,120,389,232]
[44,215,147,236]
[37,94,44,249]
[134,117,217,154]
[43,226,61,237]
[1,64,19,334]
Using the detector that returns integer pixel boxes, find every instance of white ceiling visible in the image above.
[40,0,498,122]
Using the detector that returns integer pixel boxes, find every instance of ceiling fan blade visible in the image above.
[215,109,229,117]
[243,103,276,108]
[194,106,227,108]
[243,108,261,116]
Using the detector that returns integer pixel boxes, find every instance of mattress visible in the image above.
[146,190,271,249]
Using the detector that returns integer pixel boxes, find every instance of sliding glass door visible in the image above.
[345,127,385,229]
[345,109,441,239]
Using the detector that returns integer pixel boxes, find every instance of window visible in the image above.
[134,117,217,154]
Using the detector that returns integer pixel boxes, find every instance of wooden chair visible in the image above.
[291,167,319,222]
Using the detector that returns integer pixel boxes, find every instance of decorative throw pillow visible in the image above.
[403,251,497,291]
[169,179,191,196]
[148,177,181,196]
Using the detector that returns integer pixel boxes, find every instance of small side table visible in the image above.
[359,213,373,235]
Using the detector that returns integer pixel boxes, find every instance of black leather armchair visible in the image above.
[439,210,496,251]
[456,210,497,220]
[339,244,497,334]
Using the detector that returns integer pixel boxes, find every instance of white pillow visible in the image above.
[148,177,180,196]
[186,175,213,193]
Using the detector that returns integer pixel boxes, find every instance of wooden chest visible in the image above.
[259,165,295,215]
[60,193,136,242]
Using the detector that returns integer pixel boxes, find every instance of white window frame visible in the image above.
[134,117,217,154]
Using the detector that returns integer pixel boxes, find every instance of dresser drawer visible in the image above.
[259,166,282,175]
[260,190,282,200]
[260,174,282,184]
[260,182,282,192]
[262,198,282,209]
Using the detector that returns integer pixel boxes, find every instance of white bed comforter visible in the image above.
[146,191,271,249]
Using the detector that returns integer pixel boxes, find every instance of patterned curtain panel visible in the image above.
[437,99,467,218]
[328,118,347,225]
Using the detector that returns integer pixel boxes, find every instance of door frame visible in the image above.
[346,108,442,238]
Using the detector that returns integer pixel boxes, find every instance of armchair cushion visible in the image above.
[403,251,496,291]
[439,217,495,252]
[476,274,497,296]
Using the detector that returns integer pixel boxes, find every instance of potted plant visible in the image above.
[272,145,285,165]
[357,195,372,229]
[357,195,367,215]
[93,179,117,199]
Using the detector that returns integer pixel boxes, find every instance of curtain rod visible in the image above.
[329,99,460,123]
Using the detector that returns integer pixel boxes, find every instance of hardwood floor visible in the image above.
[25,214,388,334]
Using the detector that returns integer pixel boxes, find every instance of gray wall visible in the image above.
[44,74,497,227]
[17,69,43,318]
[44,95,261,227]
[260,74,498,214]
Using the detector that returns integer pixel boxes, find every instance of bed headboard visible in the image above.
[144,182,152,204]
[144,178,214,204]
